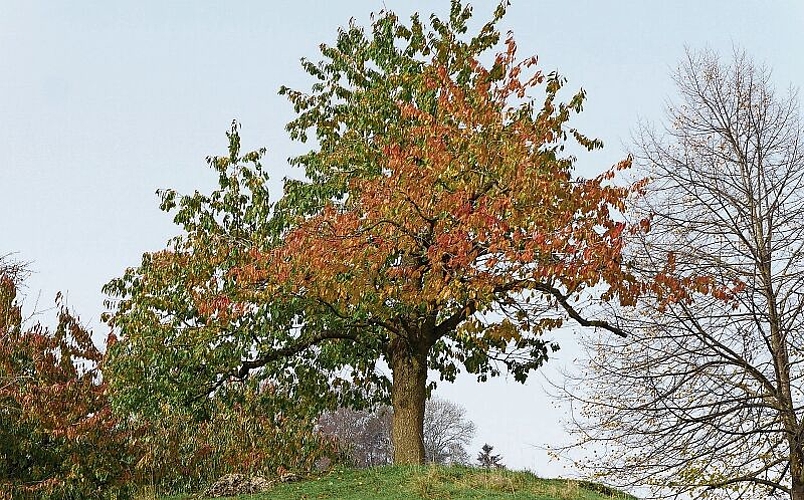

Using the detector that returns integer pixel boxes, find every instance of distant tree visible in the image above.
[320,397,476,466]
[318,406,394,467]
[423,398,476,464]
[565,49,804,500]
[477,444,504,469]
[0,257,133,499]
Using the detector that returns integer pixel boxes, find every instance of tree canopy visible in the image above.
[0,257,134,499]
[104,0,643,464]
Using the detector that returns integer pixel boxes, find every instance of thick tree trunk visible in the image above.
[388,334,428,465]
[793,480,804,500]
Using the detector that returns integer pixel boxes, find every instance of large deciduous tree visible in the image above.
[104,1,642,465]
[252,1,641,464]
[564,49,804,500]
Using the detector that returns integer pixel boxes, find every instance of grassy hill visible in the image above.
[171,465,637,500]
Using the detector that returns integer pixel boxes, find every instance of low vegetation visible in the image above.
[164,466,636,500]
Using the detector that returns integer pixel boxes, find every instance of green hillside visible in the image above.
[173,466,636,500]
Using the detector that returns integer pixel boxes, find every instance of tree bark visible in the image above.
[791,440,804,500]
[793,476,804,500]
[388,333,428,465]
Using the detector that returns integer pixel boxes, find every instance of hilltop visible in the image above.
[169,465,637,500]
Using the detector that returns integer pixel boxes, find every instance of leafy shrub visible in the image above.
[125,382,342,496]
[0,267,135,500]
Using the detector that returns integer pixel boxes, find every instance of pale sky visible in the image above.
[2,0,803,478]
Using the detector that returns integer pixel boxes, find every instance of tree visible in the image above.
[104,1,642,466]
[320,397,476,466]
[423,397,476,464]
[477,444,504,469]
[0,256,134,499]
[564,49,804,500]
[319,406,394,467]
[259,1,641,464]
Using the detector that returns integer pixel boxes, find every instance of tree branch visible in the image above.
[531,282,627,337]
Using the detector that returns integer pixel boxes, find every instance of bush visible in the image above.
[126,382,342,496]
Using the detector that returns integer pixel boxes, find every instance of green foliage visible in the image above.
[0,262,135,500]
[276,0,509,227]
[103,121,386,422]
[126,382,341,497]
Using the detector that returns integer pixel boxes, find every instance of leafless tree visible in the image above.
[423,397,476,464]
[320,396,476,466]
[563,48,804,500]
[318,406,394,467]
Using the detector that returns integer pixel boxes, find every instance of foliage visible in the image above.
[0,257,134,500]
[265,0,641,463]
[102,121,381,424]
[564,49,804,499]
[477,444,505,469]
[103,0,642,466]
[319,397,475,467]
[269,0,639,385]
[166,465,637,500]
[127,382,340,496]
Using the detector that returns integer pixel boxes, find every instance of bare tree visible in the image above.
[423,397,476,464]
[320,397,476,467]
[564,49,804,500]
[318,406,394,467]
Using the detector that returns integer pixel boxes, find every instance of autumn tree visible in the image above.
[259,1,640,464]
[564,49,804,500]
[104,1,642,466]
[0,256,133,499]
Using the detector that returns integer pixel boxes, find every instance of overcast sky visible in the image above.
[2,0,803,477]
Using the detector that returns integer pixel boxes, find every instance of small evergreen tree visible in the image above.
[477,444,504,469]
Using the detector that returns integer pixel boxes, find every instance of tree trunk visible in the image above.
[793,480,804,500]
[388,334,428,465]
[791,445,804,500]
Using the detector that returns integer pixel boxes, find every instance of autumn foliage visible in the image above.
[0,266,133,499]
[248,4,645,463]
[267,38,641,336]
[103,1,649,468]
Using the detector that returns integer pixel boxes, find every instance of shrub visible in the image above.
[0,268,135,500]
[125,382,341,496]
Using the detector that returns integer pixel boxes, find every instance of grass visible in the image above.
[162,465,637,500]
